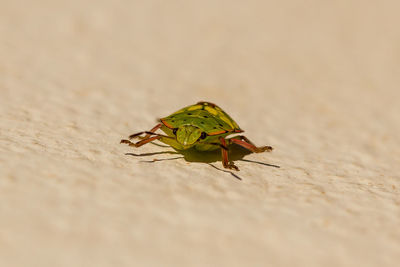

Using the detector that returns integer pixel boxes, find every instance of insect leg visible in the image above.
[129,123,162,139]
[121,136,161,148]
[229,135,273,153]
[129,131,171,139]
[219,137,239,171]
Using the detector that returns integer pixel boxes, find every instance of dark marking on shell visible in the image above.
[199,132,207,139]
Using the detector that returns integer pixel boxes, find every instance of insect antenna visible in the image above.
[129,131,174,139]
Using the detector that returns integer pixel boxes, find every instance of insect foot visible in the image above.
[226,163,240,171]
[120,139,136,147]
[256,146,273,153]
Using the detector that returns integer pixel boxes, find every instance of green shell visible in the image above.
[160,101,242,135]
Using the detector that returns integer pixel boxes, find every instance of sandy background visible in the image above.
[1,0,400,266]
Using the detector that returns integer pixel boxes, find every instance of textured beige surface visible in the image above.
[1,1,400,266]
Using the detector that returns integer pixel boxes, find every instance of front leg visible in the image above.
[129,123,162,139]
[121,136,161,148]
[219,137,239,171]
[228,135,273,153]
[121,123,172,148]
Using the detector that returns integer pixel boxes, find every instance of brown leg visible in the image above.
[129,123,162,139]
[121,136,161,148]
[219,137,239,171]
[229,135,273,153]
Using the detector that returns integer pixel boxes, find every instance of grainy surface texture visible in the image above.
[1,1,399,267]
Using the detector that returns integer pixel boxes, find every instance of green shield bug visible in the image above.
[121,101,273,171]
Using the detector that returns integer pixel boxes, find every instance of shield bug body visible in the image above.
[121,101,273,171]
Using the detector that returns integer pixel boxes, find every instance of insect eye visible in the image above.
[173,128,178,135]
[200,132,207,140]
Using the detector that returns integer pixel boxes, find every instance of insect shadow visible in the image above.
[125,143,279,180]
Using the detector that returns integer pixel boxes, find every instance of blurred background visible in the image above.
[1,0,399,266]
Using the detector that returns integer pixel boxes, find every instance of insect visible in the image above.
[121,101,273,171]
